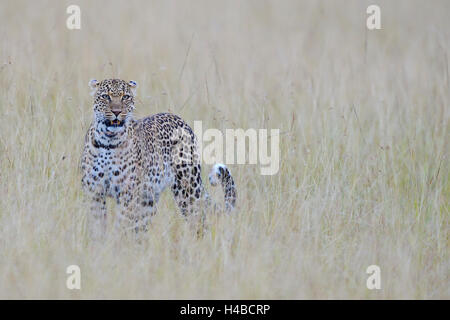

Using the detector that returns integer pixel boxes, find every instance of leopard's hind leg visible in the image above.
[171,162,211,236]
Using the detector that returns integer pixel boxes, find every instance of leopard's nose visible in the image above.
[111,110,121,117]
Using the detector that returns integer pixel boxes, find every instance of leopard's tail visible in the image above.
[208,163,236,211]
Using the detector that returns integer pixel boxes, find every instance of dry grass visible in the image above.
[0,0,448,299]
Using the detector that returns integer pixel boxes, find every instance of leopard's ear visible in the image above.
[89,79,99,96]
[128,80,138,96]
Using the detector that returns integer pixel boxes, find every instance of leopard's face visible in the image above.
[89,79,137,132]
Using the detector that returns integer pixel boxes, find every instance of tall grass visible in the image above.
[0,0,448,298]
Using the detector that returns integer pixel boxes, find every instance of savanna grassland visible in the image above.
[0,0,448,299]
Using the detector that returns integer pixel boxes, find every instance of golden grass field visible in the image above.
[0,0,448,299]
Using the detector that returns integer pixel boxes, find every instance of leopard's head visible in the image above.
[89,79,137,131]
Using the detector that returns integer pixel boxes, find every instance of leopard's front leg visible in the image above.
[87,192,107,240]
[114,184,158,235]
[82,168,108,240]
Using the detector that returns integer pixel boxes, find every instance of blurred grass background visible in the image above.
[0,0,448,298]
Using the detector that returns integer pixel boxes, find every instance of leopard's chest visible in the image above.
[92,148,138,199]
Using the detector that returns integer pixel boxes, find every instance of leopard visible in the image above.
[80,79,236,239]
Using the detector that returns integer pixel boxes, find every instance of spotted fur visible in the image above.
[81,79,236,238]
[209,164,236,212]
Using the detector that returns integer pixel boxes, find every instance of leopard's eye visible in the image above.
[122,95,131,100]
[101,94,110,100]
